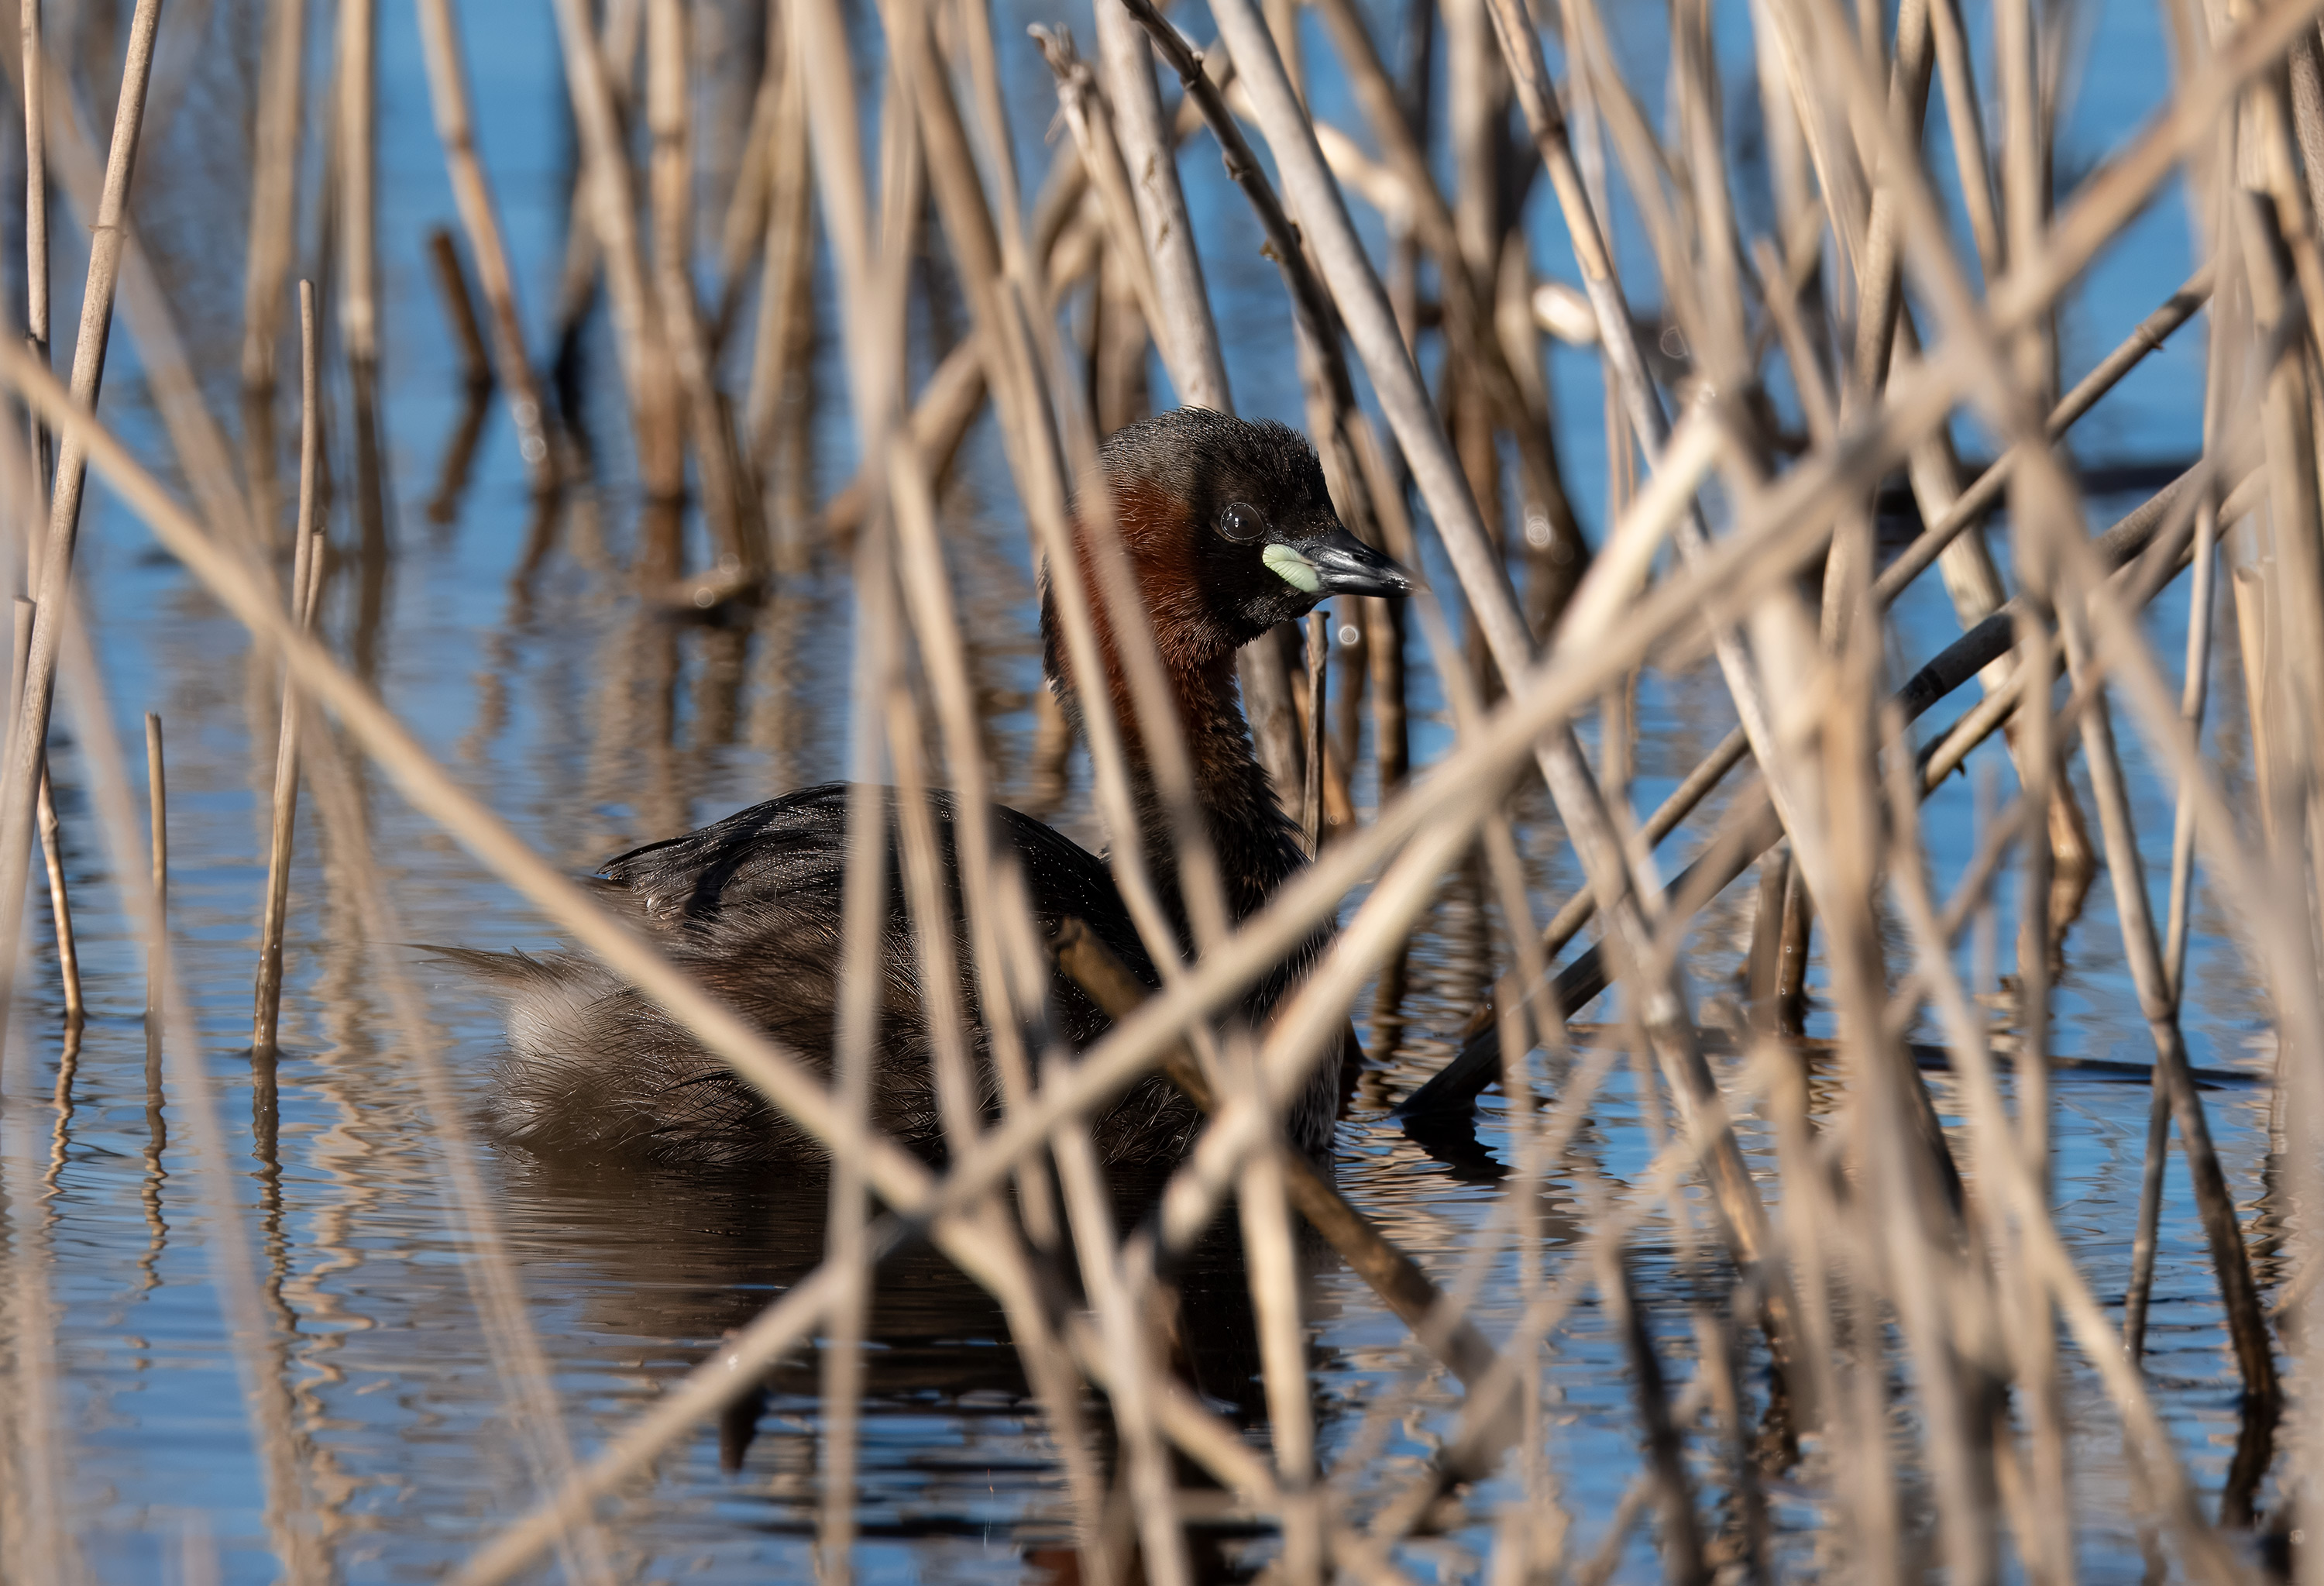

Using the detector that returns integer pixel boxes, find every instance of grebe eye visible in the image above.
[1219,501,1267,543]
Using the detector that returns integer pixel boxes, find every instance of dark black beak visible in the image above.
[1296,526,1416,597]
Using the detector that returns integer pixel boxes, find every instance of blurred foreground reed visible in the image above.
[0,0,2316,1577]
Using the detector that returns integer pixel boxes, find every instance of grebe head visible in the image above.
[1081,409,1415,670]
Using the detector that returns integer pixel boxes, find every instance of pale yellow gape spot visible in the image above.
[1261,543,1320,593]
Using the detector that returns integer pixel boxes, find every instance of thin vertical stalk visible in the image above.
[336,0,376,370]
[646,0,752,569]
[335,0,389,579]
[1303,607,1325,848]
[1600,1243,1708,1585]
[2127,308,2230,1360]
[1052,1123,1194,1586]
[19,0,46,554]
[11,597,75,1026]
[241,0,305,548]
[145,713,166,1025]
[33,777,74,1026]
[253,282,323,1057]
[744,28,810,468]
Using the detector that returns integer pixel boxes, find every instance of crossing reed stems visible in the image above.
[0,0,164,1080]
[549,0,684,498]
[29,0,2324,1570]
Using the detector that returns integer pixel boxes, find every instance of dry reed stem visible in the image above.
[53,606,326,1583]
[1813,0,2314,1548]
[2061,568,2278,1399]
[0,311,1958,1581]
[646,0,753,568]
[1191,14,1794,1367]
[16,0,41,509]
[8,618,77,1027]
[413,0,558,490]
[1051,1121,1195,1586]
[548,0,684,497]
[1054,920,1501,1386]
[742,22,813,470]
[2128,472,2229,1361]
[1032,32,1168,339]
[0,0,165,1079]
[239,0,304,543]
[1,635,70,1580]
[426,228,492,390]
[1091,0,1229,408]
[253,281,322,1057]
[143,714,164,1026]
[1389,5,2236,1131]
[292,695,619,1586]
[337,0,378,373]
[882,679,1114,1568]
[27,0,2315,1553]
[32,764,73,1024]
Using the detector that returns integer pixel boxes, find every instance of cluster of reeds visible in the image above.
[0,0,2317,1575]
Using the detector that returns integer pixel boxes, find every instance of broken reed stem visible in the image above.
[425,229,493,392]
[412,0,558,490]
[253,282,324,1058]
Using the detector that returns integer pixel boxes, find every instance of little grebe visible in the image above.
[459,409,1411,1169]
